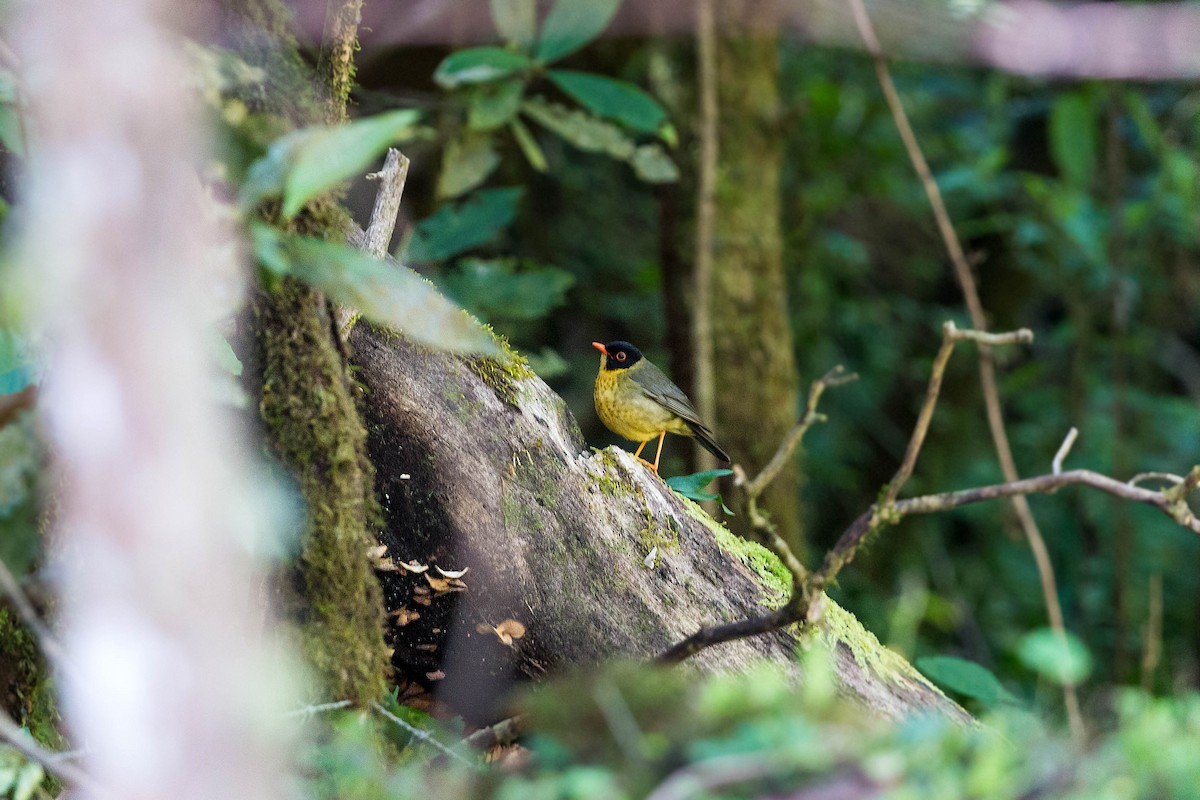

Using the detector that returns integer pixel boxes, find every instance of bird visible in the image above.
[591,340,730,473]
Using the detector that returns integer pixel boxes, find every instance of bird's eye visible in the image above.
[616,352,626,361]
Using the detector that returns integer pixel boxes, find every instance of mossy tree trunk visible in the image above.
[711,2,804,555]
[223,0,389,705]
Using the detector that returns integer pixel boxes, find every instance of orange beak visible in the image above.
[591,342,607,355]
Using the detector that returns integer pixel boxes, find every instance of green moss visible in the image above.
[0,610,62,751]
[466,349,537,407]
[812,600,941,692]
[256,278,389,704]
[680,498,790,607]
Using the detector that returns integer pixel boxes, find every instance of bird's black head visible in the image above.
[592,340,643,371]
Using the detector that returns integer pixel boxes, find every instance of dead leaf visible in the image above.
[391,607,420,626]
[367,544,388,559]
[416,643,438,652]
[495,619,526,640]
[426,670,446,681]
[398,560,429,574]
[435,565,469,579]
[424,573,468,595]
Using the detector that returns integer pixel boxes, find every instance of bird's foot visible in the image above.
[636,457,659,474]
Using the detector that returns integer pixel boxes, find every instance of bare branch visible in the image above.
[1053,428,1079,476]
[363,148,410,259]
[846,0,1085,741]
[884,322,1031,507]
[745,366,855,500]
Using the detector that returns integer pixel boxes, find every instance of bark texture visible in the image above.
[350,324,968,725]
[711,1,805,555]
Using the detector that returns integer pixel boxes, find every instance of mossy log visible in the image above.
[351,325,969,725]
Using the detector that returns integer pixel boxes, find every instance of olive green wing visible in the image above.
[631,361,730,462]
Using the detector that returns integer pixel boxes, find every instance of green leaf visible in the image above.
[916,656,1009,707]
[468,79,526,130]
[250,225,498,355]
[283,110,420,218]
[665,469,733,504]
[434,47,534,88]
[1048,92,1095,188]
[437,132,501,199]
[522,97,634,158]
[521,98,677,183]
[439,258,574,321]
[405,187,523,263]
[490,0,536,47]
[509,118,548,172]
[630,144,679,183]
[1016,628,1093,686]
[535,0,621,63]
[546,70,667,136]
[241,110,420,216]
[0,415,42,578]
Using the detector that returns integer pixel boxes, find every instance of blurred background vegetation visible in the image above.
[346,8,1200,704]
[1,0,1198,796]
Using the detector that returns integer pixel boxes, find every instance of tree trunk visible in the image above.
[349,323,968,725]
[711,1,805,555]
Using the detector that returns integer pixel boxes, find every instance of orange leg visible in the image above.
[651,431,666,473]
[632,439,658,470]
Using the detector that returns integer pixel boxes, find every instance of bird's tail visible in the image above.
[690,424,730,463]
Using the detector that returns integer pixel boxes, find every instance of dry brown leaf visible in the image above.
[416,643,438,652]
[367,544,388,559]
[391,607,420,626]
[398,560,429,574]
[426,670,446,681]
[495,619,526,640]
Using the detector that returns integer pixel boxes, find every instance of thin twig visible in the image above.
[462,715,524,751]
[1052,428,1079,476]
[370,701,476,767]
[280,699,353,719]
[846,0,1085,741]
[1140,572,1163,691]
[691,0,719,470]
[746,366,855,499]
[1128,471,1184,488]
[0,708,102,794]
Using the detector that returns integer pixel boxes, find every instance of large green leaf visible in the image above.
[547,70,667,136]
[437,132,501,199]
[439,258,574,321]
[250,224,498,354]
[916,656,1010,707]
[240,110,420,217]
[490,0,536,47]
[404,187,524,263]
[1048,92,1095,188]
[283,110,420,218]
[534,0,621,63]
[434,47,534,88]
